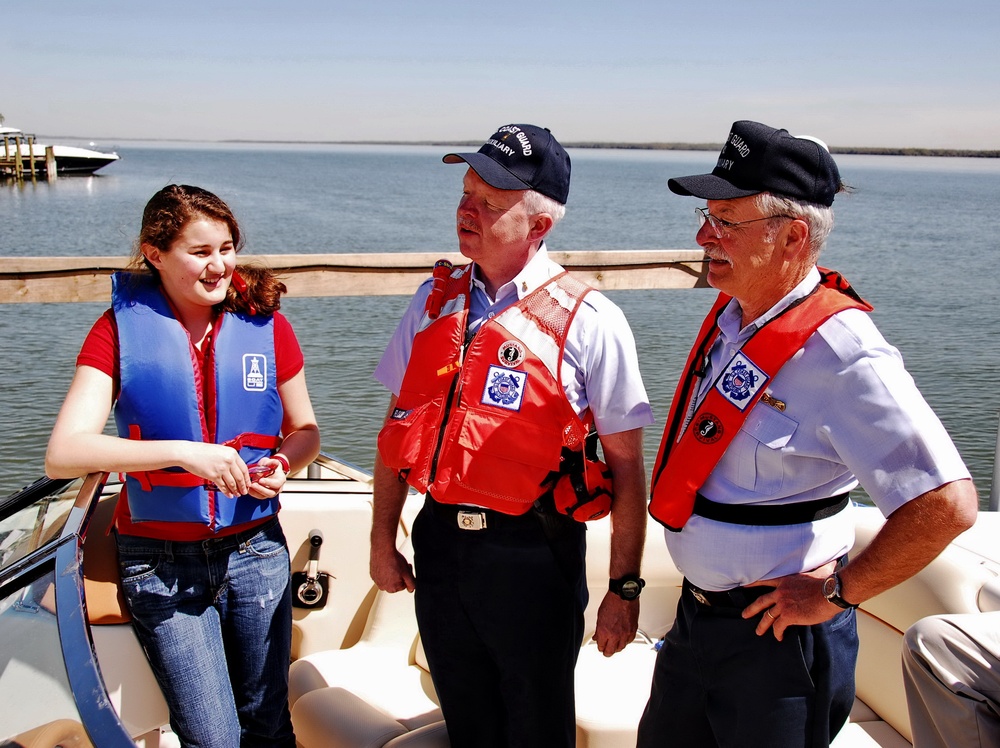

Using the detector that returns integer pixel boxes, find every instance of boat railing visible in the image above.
[0,250,710,304]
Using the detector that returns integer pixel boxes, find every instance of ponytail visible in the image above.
[223,263,286,317]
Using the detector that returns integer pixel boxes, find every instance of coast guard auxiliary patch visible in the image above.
[693,413,723,444]
[497,340,526,368]
[482,365,527,411]
[242,354,268,392]
[715,352,768,411]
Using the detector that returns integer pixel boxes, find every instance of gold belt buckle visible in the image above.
[457,511,487,531]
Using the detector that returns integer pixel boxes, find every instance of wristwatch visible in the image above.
[822,571,858,609]
[609,574,645,601]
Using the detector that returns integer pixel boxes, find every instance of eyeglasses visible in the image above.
[696,207,794,239]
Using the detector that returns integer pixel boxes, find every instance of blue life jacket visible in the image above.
[112,272,283,531]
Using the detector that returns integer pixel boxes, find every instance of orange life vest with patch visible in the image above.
[377,264,605,516]
[649,269,872,531]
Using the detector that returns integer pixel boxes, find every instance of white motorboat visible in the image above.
[1,126,120,175]
[1,451,997,748]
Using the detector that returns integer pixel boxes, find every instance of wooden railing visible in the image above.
[0,250,708,304]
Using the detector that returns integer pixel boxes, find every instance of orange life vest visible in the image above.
[377,264,609,517]
[649,269,872,531]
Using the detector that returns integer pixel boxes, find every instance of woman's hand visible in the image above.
[181,443,251,498]
[246,456,287,499]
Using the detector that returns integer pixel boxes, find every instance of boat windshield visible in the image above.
[0,477,83,574]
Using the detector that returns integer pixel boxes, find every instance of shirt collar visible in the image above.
[719,266,821,343]
[470,242,561,303]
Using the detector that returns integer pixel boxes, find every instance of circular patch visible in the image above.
[498,340,526,368]
[693,413,723,444]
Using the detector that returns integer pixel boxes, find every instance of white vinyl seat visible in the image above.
[288,536,446,747]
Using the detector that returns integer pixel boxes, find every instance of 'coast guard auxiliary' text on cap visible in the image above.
[443,124,571,205]
[668,120,841,207]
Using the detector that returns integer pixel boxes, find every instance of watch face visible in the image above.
[621,580,641,600]
[822,575,839,599]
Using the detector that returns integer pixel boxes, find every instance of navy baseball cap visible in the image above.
[668,120,842,207]
[443,124,571,205]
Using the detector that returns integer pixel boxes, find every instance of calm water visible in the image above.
[1,143,998,504]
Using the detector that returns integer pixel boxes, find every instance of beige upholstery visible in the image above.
[291,688,407,748]
[846,509,995,745]
[289,505,1000,748]
[289,536,444,740]
[1,718,92,748]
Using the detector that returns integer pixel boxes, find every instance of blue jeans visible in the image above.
[116,517,295,748]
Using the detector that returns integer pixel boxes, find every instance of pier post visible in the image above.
[46,146,57,180]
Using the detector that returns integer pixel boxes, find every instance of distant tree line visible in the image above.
[228,138,999,158]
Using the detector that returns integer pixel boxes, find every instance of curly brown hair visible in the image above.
[127,184,285,316]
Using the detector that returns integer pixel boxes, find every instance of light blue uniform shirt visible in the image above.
[373,245,655,437]
[666,267,970,590]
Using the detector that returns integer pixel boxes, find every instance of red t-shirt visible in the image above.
[78,309,305,541]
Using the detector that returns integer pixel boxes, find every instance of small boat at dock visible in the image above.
[1,126,120,176]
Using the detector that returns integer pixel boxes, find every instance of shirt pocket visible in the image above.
[718,404,799,495]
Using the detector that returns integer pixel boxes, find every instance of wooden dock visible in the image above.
[0,250,708,304]
[1,133,56,181]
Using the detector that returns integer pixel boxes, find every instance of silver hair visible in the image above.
[521,189,566,226]
[754,193,835,259]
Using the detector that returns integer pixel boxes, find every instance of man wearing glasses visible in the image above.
[637,120,978,747]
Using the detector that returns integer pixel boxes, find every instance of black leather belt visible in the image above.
[683,578,773,608]
[693,492,850,526]
[427,496,534,531]
[684,555,848,608]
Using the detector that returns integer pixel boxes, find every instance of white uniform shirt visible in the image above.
[666,267,970,590]
[374,244,655,437]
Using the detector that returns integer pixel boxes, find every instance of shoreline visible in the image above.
[33,136,1000,159]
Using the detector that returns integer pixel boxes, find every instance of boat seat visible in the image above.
[289,535,445,748]
[82,492,171,739]
[1,718,90,748]
[289,506,1000,748]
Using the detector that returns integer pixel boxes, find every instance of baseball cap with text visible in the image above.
[668,120,841,207]
[443,124,571,205]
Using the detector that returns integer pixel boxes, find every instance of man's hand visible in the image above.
[370,541,416,593]
[742,560,838,641]
[593,591,639,656]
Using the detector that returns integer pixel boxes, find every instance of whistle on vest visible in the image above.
[425,259,454,320]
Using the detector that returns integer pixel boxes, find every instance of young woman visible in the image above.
[46,184,320,748]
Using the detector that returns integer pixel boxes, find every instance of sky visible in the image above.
[5,0,999,150]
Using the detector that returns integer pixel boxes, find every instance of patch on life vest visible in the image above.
[482,365,527,411]
[242,353,268,392]
[497,340,526,368]
[715,353,768,411]
[693,413,723,444]
[390,407,412,420]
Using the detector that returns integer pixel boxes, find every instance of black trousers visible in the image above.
[412,500,588,748]
[636,580,858,748]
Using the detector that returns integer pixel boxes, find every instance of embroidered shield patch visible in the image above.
[715,352,768,411]
[482,365,527,411]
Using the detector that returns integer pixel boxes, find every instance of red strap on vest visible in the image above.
[125,431,281,489]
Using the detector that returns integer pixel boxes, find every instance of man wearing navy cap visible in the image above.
[370,124,654,747]
[637,120,978,747]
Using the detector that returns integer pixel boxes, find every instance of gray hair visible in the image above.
[521,189,566,227]
[754,193,834,259]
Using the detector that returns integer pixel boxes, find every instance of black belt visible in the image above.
[427,496,535,531]
[683,578,774,608]
[685,555,848,608]
[693,492,850,526]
